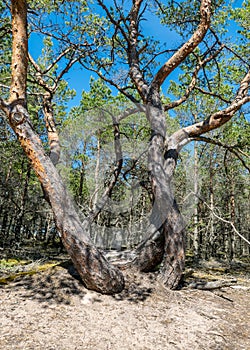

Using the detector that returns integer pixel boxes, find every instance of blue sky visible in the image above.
[28,1,183,109]
[28,0,248,116]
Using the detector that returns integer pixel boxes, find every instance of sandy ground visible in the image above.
[0,260,250,350]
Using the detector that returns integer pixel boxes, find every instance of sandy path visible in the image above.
[0,263,249,350]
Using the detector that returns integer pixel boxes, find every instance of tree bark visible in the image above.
[160,202,185,289]
[131,102,186,289]
[42,92,61,166]
[9,0,28,103]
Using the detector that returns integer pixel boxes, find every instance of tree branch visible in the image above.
[128,0,149,99]
[96,0,130,44]
[164,45,225,111]
[53,55,78,91]
[198,194,250,246]
[79,58,139,103]
[151,0,212,90]
[28,54,52,93]
[194,86,230,104]
[192,136,250,172]
[168,69,250,152]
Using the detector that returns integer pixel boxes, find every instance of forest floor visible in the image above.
[0,253,249,350]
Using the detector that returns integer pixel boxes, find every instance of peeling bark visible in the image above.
[9,0,28,103]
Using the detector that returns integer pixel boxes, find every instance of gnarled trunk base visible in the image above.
[159,226,185,289]
[62,231,125,294]
[133,229,165,272]
[132,206,185,289]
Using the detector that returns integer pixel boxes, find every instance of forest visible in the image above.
[0,0,249,292]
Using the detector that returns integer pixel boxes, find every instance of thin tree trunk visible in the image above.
[208,151,215,258]
[14,164,31,242]
[193,141,200,260]
[91,131,101,212]
[42,92,61,166]
[78,143,87,204]
[227,173,236,260]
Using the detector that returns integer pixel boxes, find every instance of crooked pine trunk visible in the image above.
[160,200,185,288]
[133,193,185,289]
[133,103,186,289]
[133,225,166,272]
[8,105,124,294]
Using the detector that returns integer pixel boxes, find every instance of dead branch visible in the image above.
[193,136,250,173]
[193,192,250,246]
[188,279,237,290]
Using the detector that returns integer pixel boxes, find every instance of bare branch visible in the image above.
[29,49,78,93]
[28,54,52,92]
[199,195,250,246]
[194,86,230,104]
[151,0,212,90]
[29,47,73,75]
[116,105,146,123]
[44,48,74,75]
[96,0,129,44]
[52,55,78,91]
[28,53,43,75]
[193,136,250,172]
[209,27,249,67]
[79,58,139,103]
[164,45,225,111]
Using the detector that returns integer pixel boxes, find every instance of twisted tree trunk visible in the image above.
[131,101,186,289]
